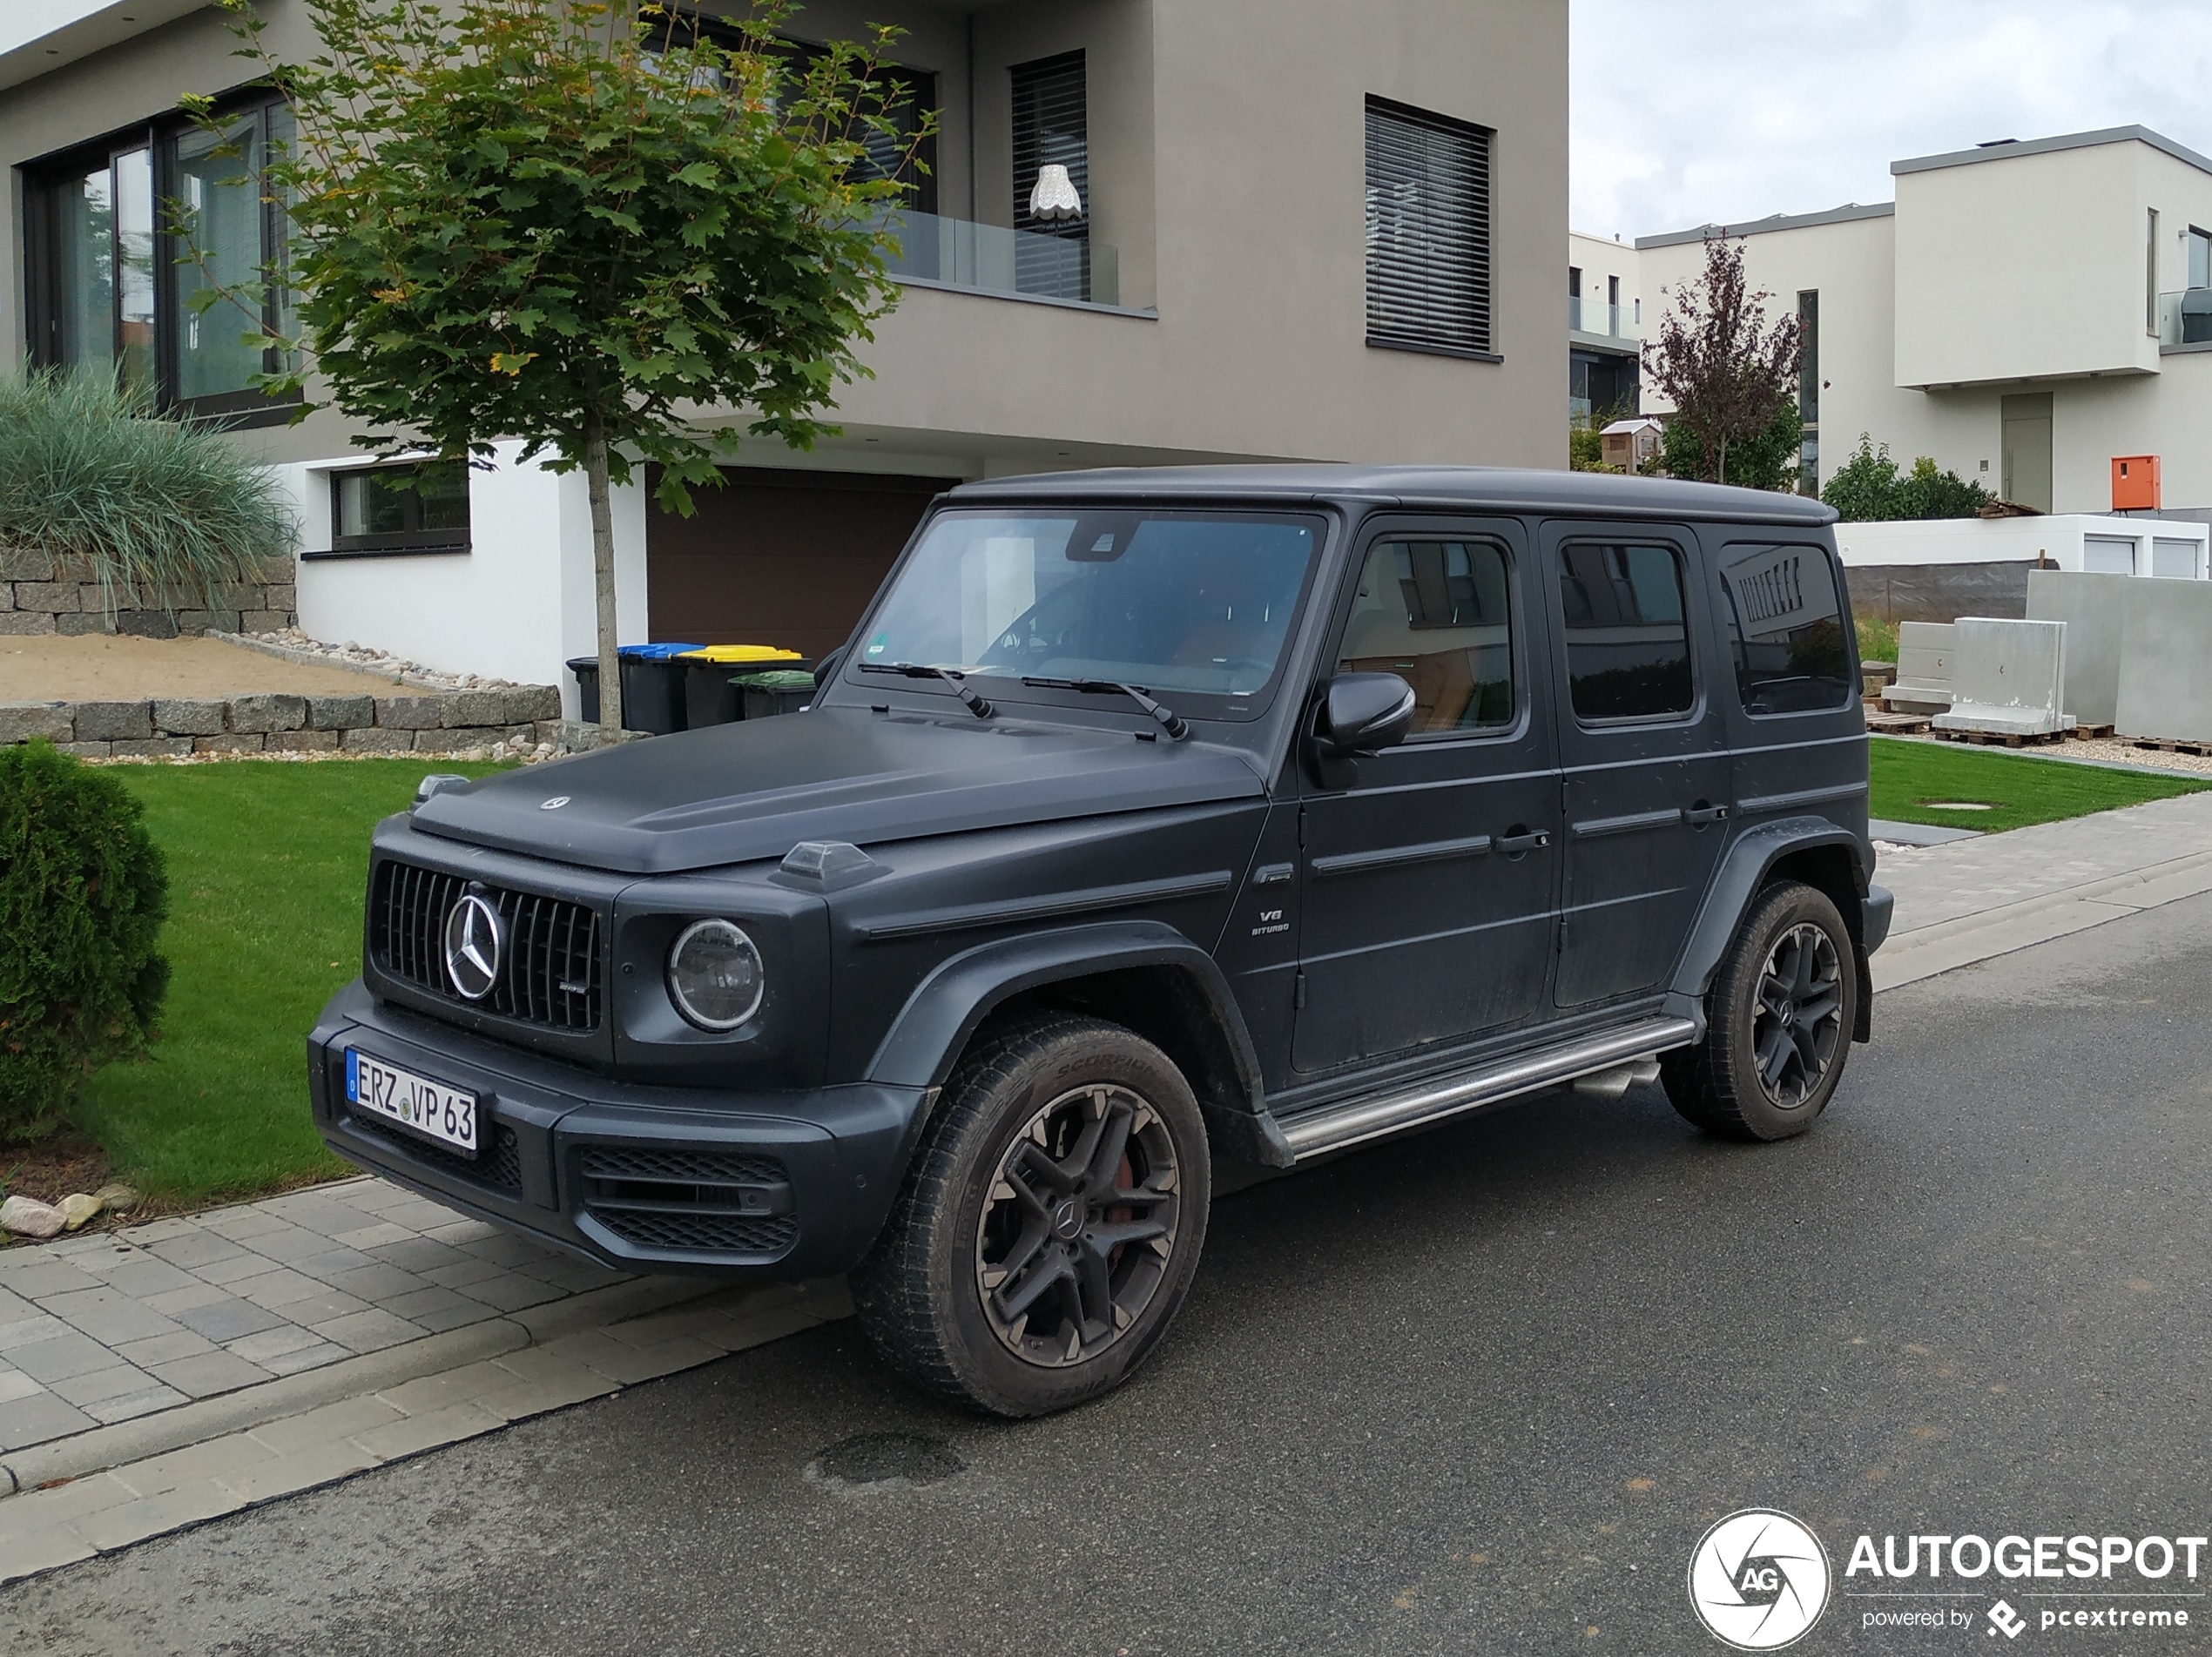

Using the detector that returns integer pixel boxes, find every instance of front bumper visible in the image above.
[308,980,926,1280]
[1863,885,1895,953]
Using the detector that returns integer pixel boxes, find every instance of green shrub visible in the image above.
[1856,615,1899,663]
[0,742,170,1141]
[1821,434,1991,522]
[0,371,294,610]
[1658,401,1803,491]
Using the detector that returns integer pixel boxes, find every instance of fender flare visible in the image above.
[866,920,1294,1166]
[1669,817,1873,1035]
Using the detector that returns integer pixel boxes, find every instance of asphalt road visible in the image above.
[10,895,2212,1656]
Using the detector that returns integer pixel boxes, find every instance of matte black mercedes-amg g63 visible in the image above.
[310,466,1892,1416]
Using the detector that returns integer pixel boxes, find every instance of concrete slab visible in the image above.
[1932,616,2074,737]
[1869,818,1983,846]
[2113,576,2212,743]
[2027,568,2130,728]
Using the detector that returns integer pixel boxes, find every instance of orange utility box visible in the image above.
[2112,455,2161,510]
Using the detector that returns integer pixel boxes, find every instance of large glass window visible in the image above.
[27,99,292,418]
[1717,543,1852,715]
[1338,538,1514,736]
[1557,542,1694,721]
[35,146,154,397]
[853,510,1322,717]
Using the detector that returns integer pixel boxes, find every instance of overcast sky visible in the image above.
[1570,0,2212,243]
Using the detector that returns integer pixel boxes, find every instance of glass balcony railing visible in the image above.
[2158,287,2212,347]
[1568,295,1635,340]
[880,209,1120,308]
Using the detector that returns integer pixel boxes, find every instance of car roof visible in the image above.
[945,464,1839,527]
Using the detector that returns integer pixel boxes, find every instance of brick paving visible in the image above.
[0,1177,626,1456]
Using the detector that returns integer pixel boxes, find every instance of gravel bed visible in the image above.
[2062,737,2212,776]
[240,627,532,691]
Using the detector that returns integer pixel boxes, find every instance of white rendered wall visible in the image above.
[1892,142,2158,389]
[285,442,648,711]
[1568,230,1641,334]
[1835,514,2209,577]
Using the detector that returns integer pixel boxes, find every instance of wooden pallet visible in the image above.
[1932,726,2068,749]
[1864,711,1932,734]
[2067,723,2116,741]
[2128,736,2212,756]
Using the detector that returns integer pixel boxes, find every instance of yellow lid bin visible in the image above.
[676,644,806,664]
[678,645,811,727]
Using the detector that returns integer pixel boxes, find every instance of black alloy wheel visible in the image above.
[1663,879,1859,1142]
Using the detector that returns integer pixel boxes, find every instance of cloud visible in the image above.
[1571,0,2212,239]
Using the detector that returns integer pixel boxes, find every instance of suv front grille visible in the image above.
[371,859,602,1032]
[578,1147,796,1259]
[349,1110,523,1192]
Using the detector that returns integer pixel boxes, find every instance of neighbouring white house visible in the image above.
[1,0,1568,709]
[1568,227,1639,421]
[1636,125,2212,522]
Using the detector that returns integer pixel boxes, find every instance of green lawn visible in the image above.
[69,758,508,1205]
[1869,736,2209,833]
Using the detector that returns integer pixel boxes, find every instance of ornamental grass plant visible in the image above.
[0,371,294,610]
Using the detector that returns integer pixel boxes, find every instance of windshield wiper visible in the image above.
[857,660,995,718]
[1022,677,1190,740]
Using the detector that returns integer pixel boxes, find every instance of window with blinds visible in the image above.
[1365,98,1494,358]
[1011,50,1089,301]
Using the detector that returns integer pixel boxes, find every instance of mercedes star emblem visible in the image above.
[540,796,570,811]
[442,892,503,1000]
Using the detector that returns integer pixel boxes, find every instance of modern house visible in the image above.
[0,0,1567,707]
[1636,126,2212,517]
[1567,227,1638,421]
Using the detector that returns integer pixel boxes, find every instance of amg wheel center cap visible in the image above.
[1050,1198,1084,1242]
[442,892,503,1000]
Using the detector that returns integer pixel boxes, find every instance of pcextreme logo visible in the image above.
[1689,1509,1833,1650]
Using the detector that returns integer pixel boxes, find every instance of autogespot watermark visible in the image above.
[1689,1515,2209,1646]
[1844,1530,2207,1640]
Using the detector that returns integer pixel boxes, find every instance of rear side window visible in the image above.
[1718,543,1852,715]
[1557,542,1693,721]
[1338,536,1514,735]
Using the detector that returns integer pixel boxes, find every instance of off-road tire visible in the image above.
[851,1014,1211,1418]
[1663,879,1858,1142]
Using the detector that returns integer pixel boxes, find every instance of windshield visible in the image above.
[852,509,1324,715]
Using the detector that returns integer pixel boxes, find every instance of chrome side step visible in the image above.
[1279,1016,1698,1162]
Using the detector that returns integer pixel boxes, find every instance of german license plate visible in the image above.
[346,1049,478,1153]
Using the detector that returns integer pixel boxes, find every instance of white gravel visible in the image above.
[240,628,531,692]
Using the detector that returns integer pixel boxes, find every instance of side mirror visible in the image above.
[813,646,846,690]
[1316,671,1416,756]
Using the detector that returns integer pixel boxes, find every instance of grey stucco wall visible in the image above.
[2,0,1566,473]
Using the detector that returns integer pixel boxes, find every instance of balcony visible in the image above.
[881,210,1122,310]
[2157,288,2212,349]
[1568,295,1636,341]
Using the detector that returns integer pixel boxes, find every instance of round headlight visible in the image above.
[665,919,765,1032]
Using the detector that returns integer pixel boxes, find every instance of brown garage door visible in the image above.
[645,466,961,659]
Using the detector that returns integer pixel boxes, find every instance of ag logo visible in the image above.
[1688,1509,1831,1650]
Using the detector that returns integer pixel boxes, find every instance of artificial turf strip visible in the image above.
[68,758,509,1205]
[1868,736,2210,834]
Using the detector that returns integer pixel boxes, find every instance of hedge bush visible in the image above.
[0,742,170,1140]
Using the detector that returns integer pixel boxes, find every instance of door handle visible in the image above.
[1683,802,1730,826]
[1496,827,1551,856]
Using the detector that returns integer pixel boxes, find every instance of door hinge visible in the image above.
[1294,970,1308,1009]
[1297,805,1306,849]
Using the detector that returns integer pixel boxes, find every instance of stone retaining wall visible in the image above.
[0,549,298,637]
[0,684,561,759]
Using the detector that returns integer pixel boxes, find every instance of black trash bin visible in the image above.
[565,645,701,733]
[678,647,810,729]
[732,669,819,722]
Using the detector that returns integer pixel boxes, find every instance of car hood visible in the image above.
[407,707,1268,874]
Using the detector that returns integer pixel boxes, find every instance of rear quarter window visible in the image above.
[1716,542,1853,716]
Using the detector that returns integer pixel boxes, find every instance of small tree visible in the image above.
[1642,235,1801,486]
[1658,399,1802,492]
[204,0,927,736]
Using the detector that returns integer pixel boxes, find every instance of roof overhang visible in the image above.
[0,0,206,94]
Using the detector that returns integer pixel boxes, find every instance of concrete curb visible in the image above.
[0,1276,717,1497]
[1874,845,2212,990]
[0,1279,851,1586]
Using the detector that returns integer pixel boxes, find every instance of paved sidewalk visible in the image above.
[0,1175,630,1454]
[1872,790,2212,988]
[3,788,2209,1586]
